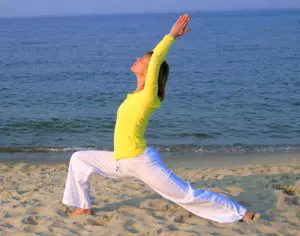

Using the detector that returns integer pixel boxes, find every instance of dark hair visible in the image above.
[145,51,169,102]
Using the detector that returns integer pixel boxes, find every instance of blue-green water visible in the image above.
[1,10,300,155]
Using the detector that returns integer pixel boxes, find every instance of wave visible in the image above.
[1,144,299,154]
[0,147,104,153]
[155,144,300,154]
[20,41,51,45]
[179,132,222,138]
[2,118,115,133]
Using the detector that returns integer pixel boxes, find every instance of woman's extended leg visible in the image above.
[119,147,248,223]
[62,150,123,213]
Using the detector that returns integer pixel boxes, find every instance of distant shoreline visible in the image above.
[1,8,299,20]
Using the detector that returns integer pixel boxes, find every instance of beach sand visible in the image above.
[0,152,299,235]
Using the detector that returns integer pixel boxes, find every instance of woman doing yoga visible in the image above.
[62,14,256,223]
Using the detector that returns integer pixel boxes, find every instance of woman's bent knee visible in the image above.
[69,152,84,167]
[70,151,84,160]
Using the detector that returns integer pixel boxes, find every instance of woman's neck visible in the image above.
[135,75,146,93]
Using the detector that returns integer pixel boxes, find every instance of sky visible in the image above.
[1,0,300,18]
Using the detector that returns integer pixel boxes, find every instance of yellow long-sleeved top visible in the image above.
[114,35,174,160]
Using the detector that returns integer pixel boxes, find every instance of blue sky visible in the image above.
[1,0,300,18]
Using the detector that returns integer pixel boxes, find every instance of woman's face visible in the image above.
[131,54,151,76]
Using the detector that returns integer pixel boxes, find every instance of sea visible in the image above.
[1,10,300,159]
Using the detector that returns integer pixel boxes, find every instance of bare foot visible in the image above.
[242,211,256,223]
[69,208,92,217]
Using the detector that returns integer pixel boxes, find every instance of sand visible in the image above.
[0,153,300,236]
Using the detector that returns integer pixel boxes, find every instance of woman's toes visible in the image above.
[242,211,256,223]
[69,208,92,217]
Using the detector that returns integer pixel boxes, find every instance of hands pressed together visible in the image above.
[169,14,191,39]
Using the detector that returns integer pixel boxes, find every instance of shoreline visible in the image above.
[0,150,299,169]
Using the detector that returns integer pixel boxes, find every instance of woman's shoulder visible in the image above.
[127,90,161,109]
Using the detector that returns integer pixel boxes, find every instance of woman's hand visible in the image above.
[168,14,190,39]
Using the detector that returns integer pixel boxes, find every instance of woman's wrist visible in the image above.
[168,32,176,39]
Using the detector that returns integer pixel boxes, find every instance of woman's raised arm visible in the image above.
[143,14,190,102]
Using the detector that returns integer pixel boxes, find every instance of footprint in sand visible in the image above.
[22,215,38,225]
[275,184,300,209]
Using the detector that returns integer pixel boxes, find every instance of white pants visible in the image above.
[62,147,246,223]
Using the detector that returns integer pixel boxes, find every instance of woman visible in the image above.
[62,14,256,223]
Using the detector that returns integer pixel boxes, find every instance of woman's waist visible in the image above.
[114,138,144,161]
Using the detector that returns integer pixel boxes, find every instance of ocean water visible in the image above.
[1,10,300,155]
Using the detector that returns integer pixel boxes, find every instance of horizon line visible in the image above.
[0,7,299,20]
